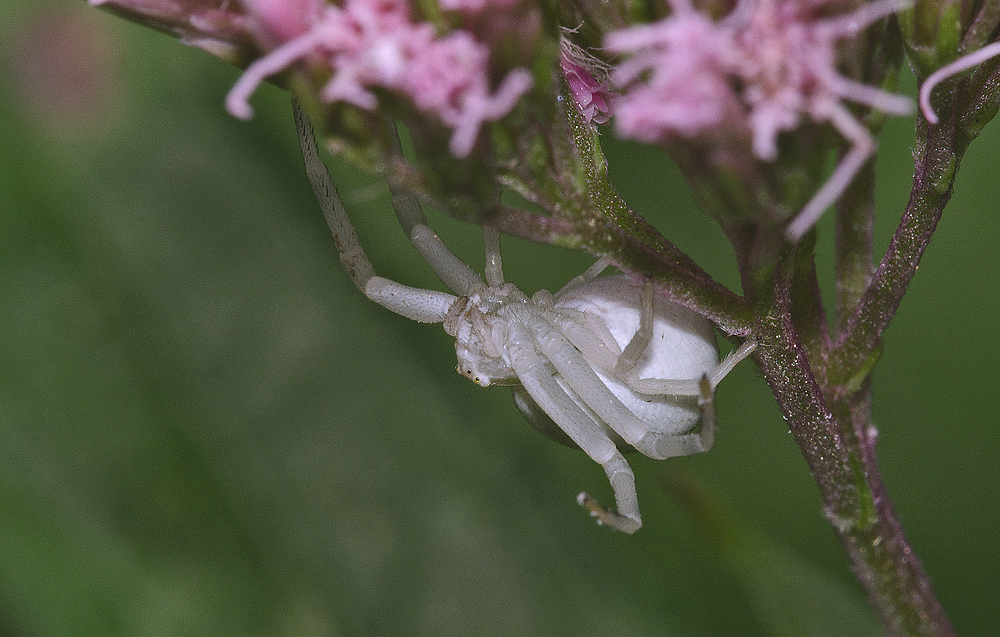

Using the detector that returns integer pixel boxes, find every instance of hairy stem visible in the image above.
[743,247,855,522]
[745,246,955,637]
[827,118,953,383]
[831,386,955,637]
[831,59,1000,384]
[826,161,949,633]
[487,202,755,335]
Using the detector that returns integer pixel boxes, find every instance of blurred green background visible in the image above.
[1,2,997,635]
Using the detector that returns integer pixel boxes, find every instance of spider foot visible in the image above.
[577,492,641,534]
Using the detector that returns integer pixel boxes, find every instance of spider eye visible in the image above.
[477,374,495,386]
[457,364,484,384]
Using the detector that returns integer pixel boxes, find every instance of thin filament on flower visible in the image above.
[227,30,332,120]
[919,41,1000,125]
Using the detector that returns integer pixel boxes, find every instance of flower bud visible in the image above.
[897,0,964,77]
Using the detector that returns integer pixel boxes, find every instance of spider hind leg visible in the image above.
[577,450,642,534]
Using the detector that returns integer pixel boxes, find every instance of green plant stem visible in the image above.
[827,119,953,384]
[708,56,1000,635]
[745,248,955,637]
[487,201,755,335]
[828,155,956,635]
[729,77,1000,630]
[832,386,955,637]
[747,248,855,520]
[491,95,757,336]
[729,122,966,633]
[832,57,1000,383]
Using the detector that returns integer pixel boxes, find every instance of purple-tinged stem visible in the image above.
[832,61,1000,383]
[834,386,955,637]
[745,247,956,636]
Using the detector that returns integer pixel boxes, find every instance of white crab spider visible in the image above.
[293,102,756,533]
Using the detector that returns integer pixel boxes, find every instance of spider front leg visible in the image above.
[294,100,466,325]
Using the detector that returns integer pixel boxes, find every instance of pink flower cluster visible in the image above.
[606,0,913,239]
[226,0,533,157]
[606,1,740,140]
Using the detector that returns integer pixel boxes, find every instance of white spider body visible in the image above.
[373,260,751,535]
[446,275,717,446]
[293,103,755,533]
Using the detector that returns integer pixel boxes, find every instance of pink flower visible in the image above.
[606,0,738,141]
[405,30,533,156]
[238,0,321,44]
[738,0,912,239]
[607,0,913,240]
[226,0,533,157]
[438,0,522,10]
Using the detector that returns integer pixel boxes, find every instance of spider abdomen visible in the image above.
[555,275,720,436]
